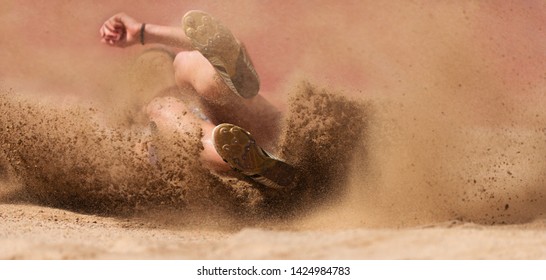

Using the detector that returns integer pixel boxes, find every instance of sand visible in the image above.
[2,203,546,260]
[1,1,546,259]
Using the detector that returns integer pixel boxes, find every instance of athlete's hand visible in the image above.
[99,13,141,48]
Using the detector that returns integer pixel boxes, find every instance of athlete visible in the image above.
[100,10,297,189]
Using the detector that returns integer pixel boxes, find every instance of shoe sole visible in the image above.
[182,10,260,99]
[212,123,296,189]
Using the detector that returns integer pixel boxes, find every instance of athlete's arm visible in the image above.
[99,13,192,49]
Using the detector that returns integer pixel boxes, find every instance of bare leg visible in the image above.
[170,52,297,189]
[172,50,282,151]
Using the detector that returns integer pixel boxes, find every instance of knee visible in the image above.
[173,51,218,95]
[173,51,200,86]
[173,51,195,69]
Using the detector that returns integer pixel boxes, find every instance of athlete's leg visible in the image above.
[166,11,296,189]
[172,50,281,151]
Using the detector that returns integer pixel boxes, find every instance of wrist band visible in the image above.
[140,23,146,45]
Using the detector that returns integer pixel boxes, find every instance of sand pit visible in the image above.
[1,1,546,259]
[2,203,546,259]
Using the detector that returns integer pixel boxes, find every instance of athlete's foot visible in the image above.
[182,10,260,99]
[212,123,297,190]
